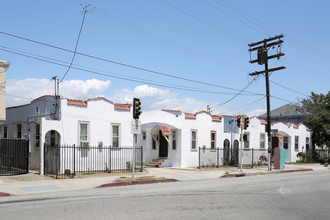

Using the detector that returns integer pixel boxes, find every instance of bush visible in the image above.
[297,152,306,162]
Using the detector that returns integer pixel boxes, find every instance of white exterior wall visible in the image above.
[139,110,223,168]
[271,123,311,162]
[40,98,133,146]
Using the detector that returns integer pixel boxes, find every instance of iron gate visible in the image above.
[0,139,29,175]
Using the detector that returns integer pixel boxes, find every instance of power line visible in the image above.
[0,47,264,96]
[210,76,258,113]
[161,0,245,43]
[0,31,261,95]
[61,4,91,82]
[270,80,308,97]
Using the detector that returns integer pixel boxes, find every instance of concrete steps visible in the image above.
[147,159,165,167]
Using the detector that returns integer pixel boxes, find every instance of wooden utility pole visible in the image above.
[248,35,285,171]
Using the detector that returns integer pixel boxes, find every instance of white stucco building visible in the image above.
[0,95,312,172]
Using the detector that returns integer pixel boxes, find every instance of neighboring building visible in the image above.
[259,103,306,124]
[0,95,312,172]
[0,60,10,121]
[0,95,133,171]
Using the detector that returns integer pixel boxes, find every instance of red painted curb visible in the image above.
[0,192,10,197]
[279,169,313,173]
[220,173,246,178]
[97,178,178,188]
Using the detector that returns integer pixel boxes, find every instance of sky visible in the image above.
[1,0,329,116]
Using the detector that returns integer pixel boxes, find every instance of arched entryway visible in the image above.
[44,130,61,174]
[223,139,230,164]
[232,139,239,165]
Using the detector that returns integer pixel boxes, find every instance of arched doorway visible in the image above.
[223,139,230,165]
[44,130,61,174]
[232,140,239,165]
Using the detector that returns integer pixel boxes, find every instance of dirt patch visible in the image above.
[0,170,51,183]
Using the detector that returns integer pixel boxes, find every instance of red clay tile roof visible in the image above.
[185,113,196,119]
[211,115,221,122]
[87,97,114,104]
[114,103,131,111]
[67,99,87,106]
[162,109,182,113]
[7,103,30,109]
[257,118,267,125]
[195,110,209,115]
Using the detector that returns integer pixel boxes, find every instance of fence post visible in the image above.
[198,147,200,169]
[109,145,112,173]
[73,144,76,176]
[140,146,143,172]
[252,148,254,168]
[217,147,219,168]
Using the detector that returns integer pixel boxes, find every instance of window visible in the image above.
[35,106,40,114]
[306,137,310,150]
[17,124,22,139]
[79,122,89,148]
[3,126,7,139]
[244,132,250,148]
[210,131,216,149]
[111,124,120,148]
[260,133,265,148]
[283,136,289,149]
[172,130,177,150]
[191,130,197,150]
[36,124,40,147]
[142,131,146,140]
[295,136,299,151]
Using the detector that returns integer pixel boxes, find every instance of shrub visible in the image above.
[297,152,307,162]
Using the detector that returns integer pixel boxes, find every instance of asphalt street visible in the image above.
[0,170,329,220]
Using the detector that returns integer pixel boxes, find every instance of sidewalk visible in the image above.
[0,163,328,197]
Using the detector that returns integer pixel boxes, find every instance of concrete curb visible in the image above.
[0,192,10,197]
[97,178,178,188]
[220,169,314,178]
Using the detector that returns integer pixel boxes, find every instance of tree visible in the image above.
[301,91,330,148]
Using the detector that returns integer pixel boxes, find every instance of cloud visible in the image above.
[246,108,266,117]
[6,78,110,106]
[112,85,208,113]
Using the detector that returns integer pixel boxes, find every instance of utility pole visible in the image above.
[248,34,285,171]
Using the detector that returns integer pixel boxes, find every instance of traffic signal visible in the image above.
[244,117,250,129]
[133,98,141,119]
[236,115,241,127]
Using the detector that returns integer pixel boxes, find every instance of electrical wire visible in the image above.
[0,47,265,96]
[61,6,89,82]
[0,31,262,95]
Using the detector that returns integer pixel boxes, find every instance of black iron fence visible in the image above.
[0,139,29,175]
[44,144,143,178]
[306,148,330,163]
[198,147,268,169]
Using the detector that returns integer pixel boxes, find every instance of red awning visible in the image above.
[160,125,170,135]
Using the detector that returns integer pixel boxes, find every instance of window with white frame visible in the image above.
[295,136,299,151]
[283,136,288,149]
[17,124,22,139]
[79,121,89,148]
[172,130,177,150]
[35,106,40,114]
[191,130,197,150]
[36,124,40,147]
[3,126,7,139]
[244,132,250,148]
[210,131,216,149]
[260,133,265,148]
[111,124,121,148]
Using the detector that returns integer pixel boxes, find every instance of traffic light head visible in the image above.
[133,98,141,119]
[236,115,241,127]
[244,117,250,129]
